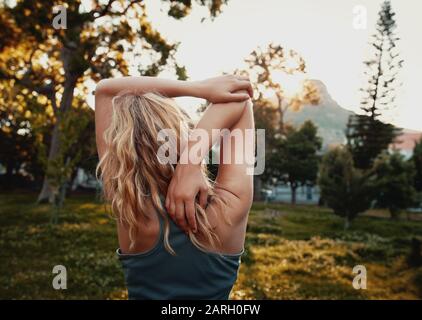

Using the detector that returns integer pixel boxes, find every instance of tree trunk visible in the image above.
[291,183,297,205]
[5,160,17,187]
[408,237,422,267]
[37,123,60,203]
[344,216,351,230]
[390,208,400,220]
[253,176,263,201]
[277,93,285,134]
[37,76,78,203]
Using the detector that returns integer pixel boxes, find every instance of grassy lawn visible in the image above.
[1,193,422,299]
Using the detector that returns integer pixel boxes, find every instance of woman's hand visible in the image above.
[165,163,208,233]
[196,75,253,104]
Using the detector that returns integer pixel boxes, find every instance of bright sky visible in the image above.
[139,0,422,131]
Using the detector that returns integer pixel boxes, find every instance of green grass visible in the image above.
[1,193,421,299]
[0,193,125,299]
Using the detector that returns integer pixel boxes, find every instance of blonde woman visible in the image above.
[95,75,254,299]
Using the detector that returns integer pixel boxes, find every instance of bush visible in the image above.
[318,147,373,229]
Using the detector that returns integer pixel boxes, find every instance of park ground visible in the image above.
[1,193,422,299]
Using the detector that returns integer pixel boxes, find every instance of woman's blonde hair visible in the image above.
[96,91,226,254]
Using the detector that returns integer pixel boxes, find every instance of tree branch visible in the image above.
[91,0,142,19]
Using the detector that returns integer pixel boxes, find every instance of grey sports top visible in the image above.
[116,209,243,300]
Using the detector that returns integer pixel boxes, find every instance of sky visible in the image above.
[137,0,422,131]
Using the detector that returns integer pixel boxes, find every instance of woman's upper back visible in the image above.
[117,209,243,300]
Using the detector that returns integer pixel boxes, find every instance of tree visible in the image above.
[346,114,398,170]
[239,44,320,200]
[346,0,402,170]
[247,98,279,200]
[0,80,53,189]
[0,99,35,186]
[243,43,319,134]
[0,0,228,202]
[45,102,96,222]
[318,147,374,229]
[412,137,422,192]
[373,152,416,219]
[269,121,322,204]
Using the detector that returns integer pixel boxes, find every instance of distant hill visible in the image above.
[284,79,421,154]
[284,79,353,149]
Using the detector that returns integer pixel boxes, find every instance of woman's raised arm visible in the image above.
[95,75,252,102]
[166,91,254,234]
[95,75,252,164]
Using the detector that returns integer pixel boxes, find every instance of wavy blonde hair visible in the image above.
[96,91,227,254]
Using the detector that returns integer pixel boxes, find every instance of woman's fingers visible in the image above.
[184,199,197,233]
[165,192,170,211]
[235,75,250,81]
[167,196,176,221]
[247,82,254,98]
[165,181,173,207]
[227,92,250,102]
[236,80,254,98]
[199,188,208,209]
[175,200,189,232]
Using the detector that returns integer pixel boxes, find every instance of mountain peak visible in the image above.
[285,79,353,148]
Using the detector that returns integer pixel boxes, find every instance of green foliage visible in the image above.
[346,115,399,170]
[412,137,422,192]
[239,44,320,200]
[163,0,228,20]
[373,152,416,219]
[267,121,322,204]
[0,99,38,185]
[253,99,280,187]
[407,237,422,268]
[0,81,53,188]
[414,268,422,296]
[318,147,374,228]
[253,99,279,148]
[35,100,96,220]
[361,0,403,117]
[0,0,227,202]
[346,0,402,170]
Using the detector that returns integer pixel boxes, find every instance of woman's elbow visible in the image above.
[95,78,114,96]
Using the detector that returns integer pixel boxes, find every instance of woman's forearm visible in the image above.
[95,75,252,103]
[95,76,202,98]
[96,77,201,98]
[180,96,251,165]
